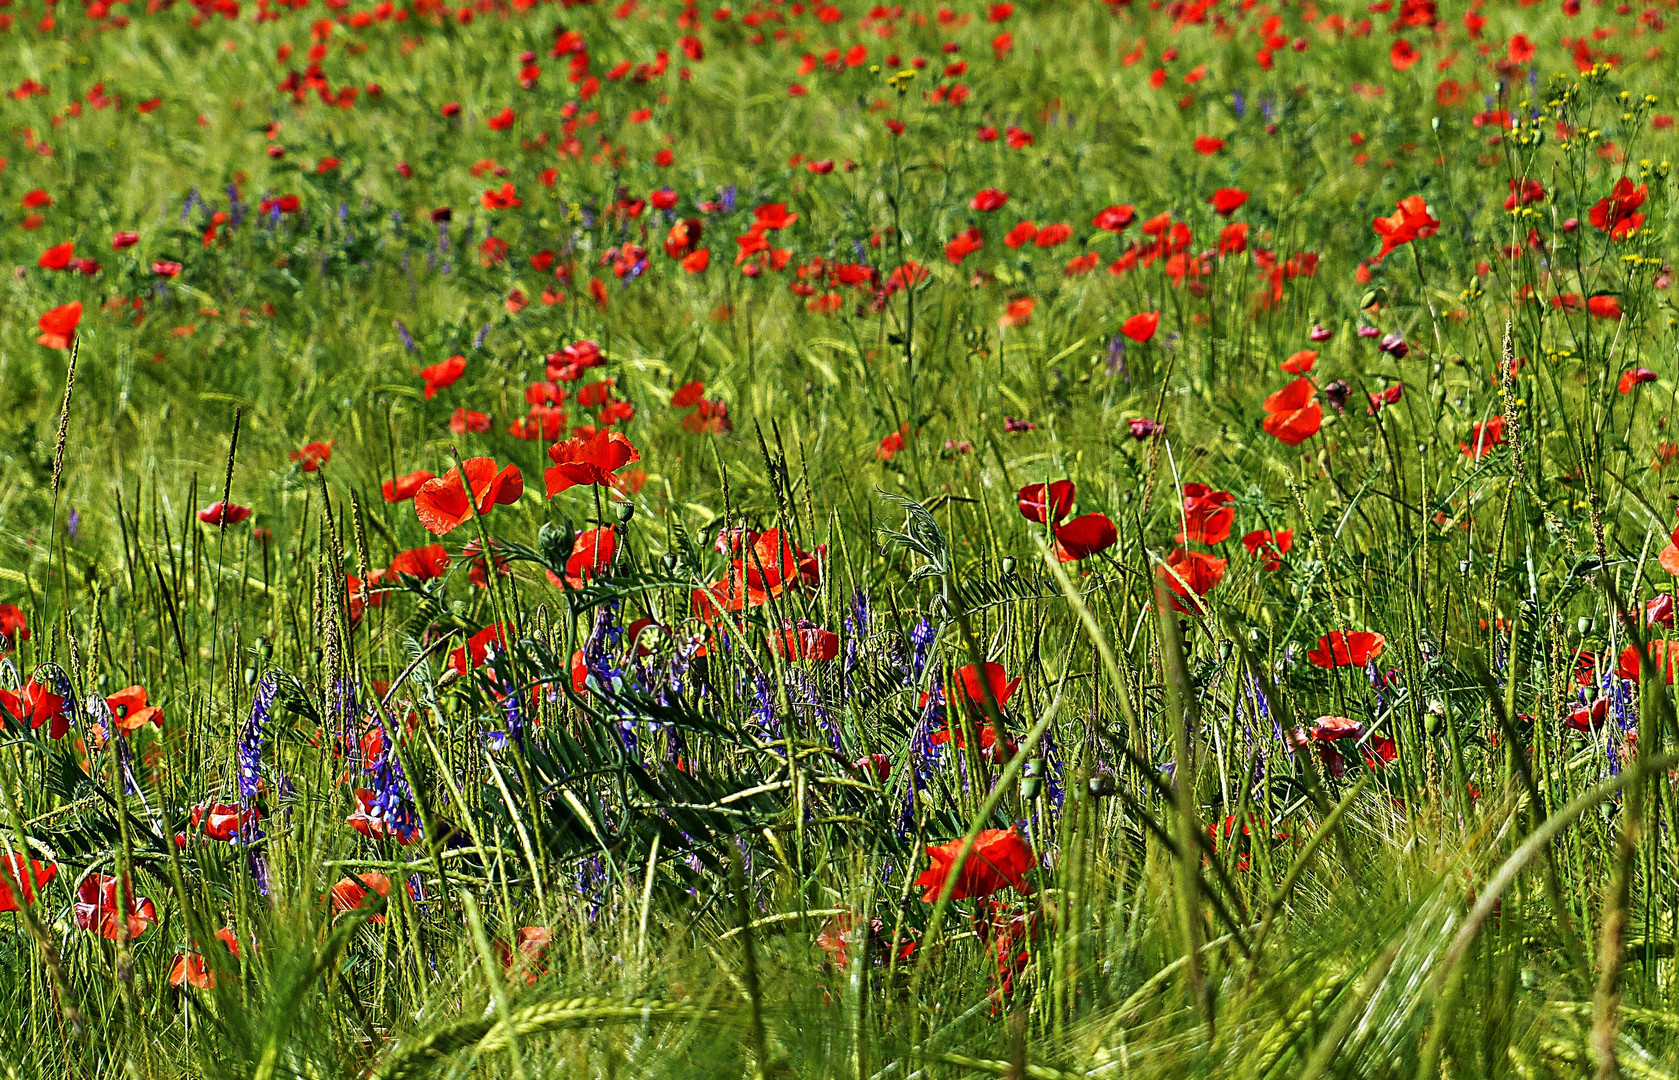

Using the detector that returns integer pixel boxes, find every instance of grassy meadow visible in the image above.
[4,0,1679,1075]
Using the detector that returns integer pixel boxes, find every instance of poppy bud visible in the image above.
[438,667,463,689]
[1578,617,1591,635]
[617,501,636,523]
[1088,774,1116,797]
[661,553,679,573]
[1000,556,1016,574]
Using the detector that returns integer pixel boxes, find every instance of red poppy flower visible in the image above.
[915,827,1034,902]
[346,789,416,844]
[38,241,74,270]
[1371,195,1440,261]
[0,679,68,739]
[954,661,1021,714]
[1017,480,1075,525]
[969,188,1009,212]
[0,854,56,912]
[1159,548,1226,613]
[0,605,27,652]
[388,543,451,580]
[382,470,436,503]
[291,440,333,472]
[106,685,163,733]
[1241,528,1293,571]
[21,190,54,210]
[1460,415,1505,460]
[1121,311,1160,343]
[418,355,467,399]
[36,301,82,349]
[169,928,241,990]
[1307,631,1386,668]
[1588,296,1624,320]
[1280,350,1316,374]
[1092,205,1136,232]
[774,622,841,661]
[189,802,259,843]
[545,430,640,495]
[329,872,391,923]
[1054,513,1117,562]
[548,526,616,589]
[1179,483,1234,545]
[112,230,140,250]
[1192,135,1225,154]
[1033,223,1072,248]
[414,459,523,535]
[1003,221,1038,249]
[1389,38,1419,70]
[75,874,157,940]
[1618,640,1679,684]
[197,501,252,525]
[1589,178,1647,240]
[449,407,491,435]
[1261,378,1323,446]
[1208,187,1249,216]
[448,624,508,676]
[1619,367,1657,393]
[671,380,706,409]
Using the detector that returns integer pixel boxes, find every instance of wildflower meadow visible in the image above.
[6,0,1679,1075]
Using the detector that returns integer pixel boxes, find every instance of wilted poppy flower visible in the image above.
[169,927,241,990]
[0,679,68,739]
[1261,378,1323,446]
[36,301,82,349]
[106,685,163,733]
[1179,483,1234,545]
[545,430,640,495]
[418,355,467,399]
[1307,631,1386,668]
[1648,594,1676,629]
[915,827,1034,902]
[1017,480,1075,525]
[197,501,251,526]
[112,231,140,250]
[414,458,524,535]
[0,853,57,911]
[75,874,157,940]
[382,470,436,503]
[1460,415,1505,460]
[1054,513,1117,562]
[449,408,492,435]
[291,440,333,472]
[1121,311,1160,342]
[1129,417,1160,439]
[1371,195,1440,261]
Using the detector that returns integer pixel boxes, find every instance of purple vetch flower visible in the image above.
[719,185,738,213]
[910,618,937,679]
[239,673,278,807]
[395,319,416,352]
[473,324,491,350]
[65,510,79,540]
[1106,335,1127,380]
[1232,88,1246,120]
